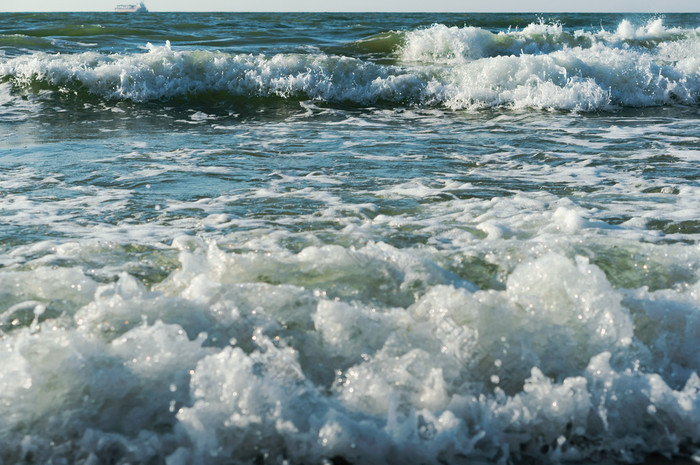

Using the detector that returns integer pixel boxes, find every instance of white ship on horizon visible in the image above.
[114,1,148,12]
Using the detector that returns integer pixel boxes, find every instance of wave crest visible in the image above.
[1,41,425,104]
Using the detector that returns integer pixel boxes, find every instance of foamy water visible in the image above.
[1,12,700,465]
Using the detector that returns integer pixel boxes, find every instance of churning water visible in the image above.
[1,12,699,465]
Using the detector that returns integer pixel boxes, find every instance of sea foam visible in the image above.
[2,238,699,464]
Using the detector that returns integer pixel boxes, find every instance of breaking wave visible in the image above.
[1,18,699,111]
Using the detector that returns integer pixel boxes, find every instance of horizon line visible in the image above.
[2,9,698,13]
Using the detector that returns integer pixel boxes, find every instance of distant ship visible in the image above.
[114,1,148,12]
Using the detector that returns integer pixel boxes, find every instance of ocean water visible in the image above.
[1,11,699,464]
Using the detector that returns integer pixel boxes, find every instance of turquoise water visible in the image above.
[1,12,700,465]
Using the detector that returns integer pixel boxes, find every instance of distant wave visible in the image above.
[399,18,694,63]
[1,19,698,111]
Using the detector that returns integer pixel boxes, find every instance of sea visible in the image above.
[0,11,699,465]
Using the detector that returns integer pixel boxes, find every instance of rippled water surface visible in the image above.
[1,12,699,465]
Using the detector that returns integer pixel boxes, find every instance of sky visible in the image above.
[0,0,697,12]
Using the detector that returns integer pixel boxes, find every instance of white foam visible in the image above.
[401,24,498,62]
[610,18,682,41]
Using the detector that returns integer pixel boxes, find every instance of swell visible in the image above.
[0,34,54,50]
[346,31,405,56]
[21,25,155,38]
